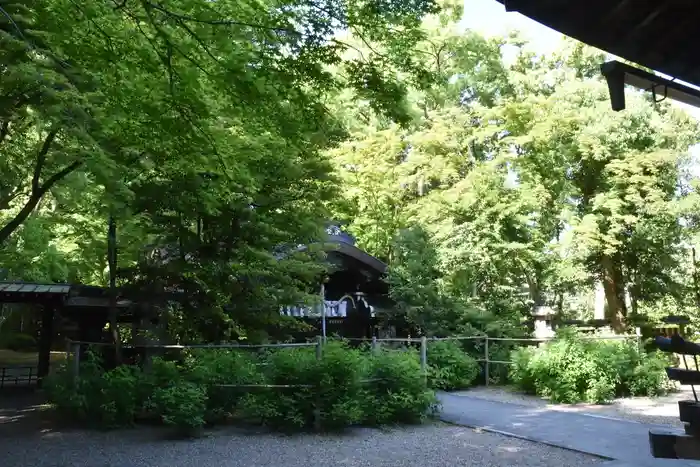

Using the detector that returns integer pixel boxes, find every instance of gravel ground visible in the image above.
[459,386,695,428]
[0,414,604,467]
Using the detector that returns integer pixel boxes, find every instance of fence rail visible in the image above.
[0,366,37,388]
[63,333,642,389]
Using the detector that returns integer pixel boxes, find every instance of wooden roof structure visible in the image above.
[0,282,71,303]
[496,0,700,87]
[326,233,388,277]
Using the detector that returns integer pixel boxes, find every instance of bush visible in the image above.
[362,348,439,425]
[509,332,672,404]
[427,340,479,390]
[4,333,37,351]
[45,351,148,427]
[183,349,264,423]
[629,351,675,397]
[45,341,439,433]
[148,382,208,432]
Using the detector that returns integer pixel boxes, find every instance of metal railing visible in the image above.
[0,366,37,388]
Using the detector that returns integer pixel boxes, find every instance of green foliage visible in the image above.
[240,341,366,431]
[0,0,444,346]
[509,332,672,404]
[45,342,438,433]
[149,382,208,431]
[427,340,479,390]
[362,348,439,425]
[44,351,145,428]
[329,14,700,333]
[183,349,263,423]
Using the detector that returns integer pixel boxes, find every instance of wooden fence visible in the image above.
[64,333,640,390]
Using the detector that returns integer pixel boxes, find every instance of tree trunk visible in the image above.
[107,215,122,365]
[692,247,700,310]
[600,255,627,332]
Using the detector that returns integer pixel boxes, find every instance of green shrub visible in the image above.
[148,381,208,432]
[313,342,365,430]
[45,352,147,427]
[509,346,538,394]
[183,349,264,423]
[238,346,317,429]
[362,348,439,425]
[629,351,675,397]
[97,365,143,427]
[5,333,37,351]
[509,332,672,404]
[46,342,440,433]
[44,351,106,422]
[239,341,365,431]
[427,340,479,390]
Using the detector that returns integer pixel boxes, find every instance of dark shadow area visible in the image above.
[0,390,64,438]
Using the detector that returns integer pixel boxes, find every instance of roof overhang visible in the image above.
[0,282,72,304]
[326,238,388,275]
[495,1,700,110]
[601,60,700,111]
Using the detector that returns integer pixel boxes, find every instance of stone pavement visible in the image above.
[438,392,700,467]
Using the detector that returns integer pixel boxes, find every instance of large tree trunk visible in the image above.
[600,255,628,332]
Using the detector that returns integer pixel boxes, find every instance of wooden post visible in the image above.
[37,304,55,386]
[71,341,81,381]
[314,336,322,432]
[635,327,642,352]
[484,336,490,387]
[371,336,378,355]
[420,336,427,385]
[316,335,323,360]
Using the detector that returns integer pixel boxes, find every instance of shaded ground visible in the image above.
[460,386,695,428]
[0,349,65,366]
[0,393,603,467]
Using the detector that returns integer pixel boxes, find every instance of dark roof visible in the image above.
[0,282,72,303]
[496,0,700,87]
[0,282,71,294]
[326,235,388,275]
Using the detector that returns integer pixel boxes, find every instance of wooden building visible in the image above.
[279,224,394,339]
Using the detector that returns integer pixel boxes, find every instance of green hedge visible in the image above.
[427,340,479,390]
[44,341,439,434]
[509,332,674,404]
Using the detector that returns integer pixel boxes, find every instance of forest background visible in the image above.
[2,0,700,346]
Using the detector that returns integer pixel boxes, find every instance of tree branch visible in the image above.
[38,161,82,197]
[0,128,81,244]
[0,120,9,145]
[32,129,59,195]
[142,0,298,34]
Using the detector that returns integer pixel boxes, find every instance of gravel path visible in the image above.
[0,420,604,467]
[460,386,695,428]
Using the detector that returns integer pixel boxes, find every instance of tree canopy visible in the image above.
[2,1,700,342]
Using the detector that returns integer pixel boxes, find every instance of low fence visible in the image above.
[0,366,37,388]
[63,337,431,430]
[349,333,641,386]
[62,333,641,389]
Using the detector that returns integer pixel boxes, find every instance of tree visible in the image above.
[0,0,446,344]
[329,20,700,333]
